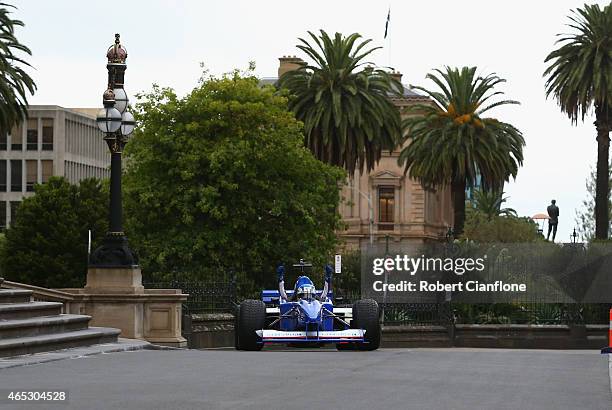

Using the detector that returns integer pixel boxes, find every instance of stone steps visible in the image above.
[0,277,121,358]
[0,289,33,304]
[0,327,121,357]
[0,314,91,340]
[0,301,63,320]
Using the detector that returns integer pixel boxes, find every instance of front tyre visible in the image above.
[352,299,381,351]
[234,305,241,350]
[238,299,266,351]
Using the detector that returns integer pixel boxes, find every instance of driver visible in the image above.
[276,264,333,302]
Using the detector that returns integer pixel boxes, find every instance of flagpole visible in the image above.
[385,5,391,69]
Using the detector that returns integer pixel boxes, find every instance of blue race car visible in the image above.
[234,260,380,351]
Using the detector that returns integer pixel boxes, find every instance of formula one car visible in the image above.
[234,260,380,351]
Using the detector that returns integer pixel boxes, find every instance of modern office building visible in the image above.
[0,105,110,229]
[268,57,454,249]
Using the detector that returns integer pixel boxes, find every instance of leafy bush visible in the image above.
[124,71,346,289]
[1,177,107,288]
[463,211,543,243]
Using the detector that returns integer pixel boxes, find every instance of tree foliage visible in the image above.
[544,3,612,239]
[1,177,107,288]
[463,212,542,243]
[124,71,345,289]
[0,2,36,137]
[468,189,517,219]
[399,66,524,235]
[575,162,612,241]
[278,30,402,175]
[544,3,611,123]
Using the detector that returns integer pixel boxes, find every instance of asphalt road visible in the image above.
[0,348,609,410]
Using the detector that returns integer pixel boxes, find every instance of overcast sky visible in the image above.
[14,0,611,241]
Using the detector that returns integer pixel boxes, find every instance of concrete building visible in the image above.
[0,105,109,228]
[269,57,454,249]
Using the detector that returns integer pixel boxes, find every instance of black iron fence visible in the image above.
[143,276,611,326]
[143,276,237,315]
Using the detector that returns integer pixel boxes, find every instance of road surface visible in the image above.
[0,348,609,409]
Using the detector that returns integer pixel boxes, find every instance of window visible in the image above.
[0,201,5,230]
[0,133,6,150]
[26,160,37,192]
[42,119,53,150]
[0,160,5,192]
[41,160,53,183]
[27,118,38,150]
[10,160,21,192]
[10,201,20,225]
[378,186,395,230]
[10,123,22,151]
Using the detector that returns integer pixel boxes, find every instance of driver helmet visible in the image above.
[297,283,316,301]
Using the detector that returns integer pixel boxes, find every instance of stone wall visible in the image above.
[187,316,608,350]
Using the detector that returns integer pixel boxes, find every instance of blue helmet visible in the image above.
[294,276,316,300]
[295,276,314,289]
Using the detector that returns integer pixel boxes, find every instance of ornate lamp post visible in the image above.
[89,34,137,267]
[571,228,578,244]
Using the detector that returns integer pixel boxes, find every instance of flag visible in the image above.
[384,8,391,39]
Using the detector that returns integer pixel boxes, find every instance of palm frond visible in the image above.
[0,3,36,137]
[278,30,401,174]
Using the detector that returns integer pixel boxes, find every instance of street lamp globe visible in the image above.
[113,87,129,113]
[96,106,122,133]
[121,111,135,136]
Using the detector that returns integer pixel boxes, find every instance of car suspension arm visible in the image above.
[322,307,351,327]
[268,307,299,328]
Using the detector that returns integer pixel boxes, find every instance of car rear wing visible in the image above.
[261,289,333,304]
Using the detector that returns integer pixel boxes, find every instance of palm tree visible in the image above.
[399,66,525,235]
[469,189,517,219]
[0,3,36,136]
[278,30,402,175]
[544,3,611,240]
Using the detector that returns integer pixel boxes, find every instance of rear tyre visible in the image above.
[238,299,266,351]
[352,299,381,351]
[234,305,241,350]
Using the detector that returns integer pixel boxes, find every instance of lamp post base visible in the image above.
[89,233,138,268]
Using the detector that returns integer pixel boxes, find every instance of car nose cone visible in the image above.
[299,299,322,320]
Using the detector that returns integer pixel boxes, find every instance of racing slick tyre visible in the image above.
[234,305,241,350]
[238,299,266,351]
[352,299,381,351]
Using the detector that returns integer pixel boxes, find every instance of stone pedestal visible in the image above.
[85,267,144,294]
[59,267,188,347]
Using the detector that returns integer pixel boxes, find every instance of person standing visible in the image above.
[547,200,559,241]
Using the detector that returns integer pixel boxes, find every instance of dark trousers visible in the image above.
[547,222,558,241]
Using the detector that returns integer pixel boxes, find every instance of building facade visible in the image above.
[271,57,454,249]
[0,105,110,228]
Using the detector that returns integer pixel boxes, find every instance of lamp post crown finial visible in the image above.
[107,33,127,64]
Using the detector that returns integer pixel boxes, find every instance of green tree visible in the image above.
[124,71,345,290]
[575,162,612,241]
[1,177,107,288]
[399,66,525,235]
[469,189,517,219]
[544,3,612,239]
[0,3,36,136]
[278,30,402,175]
[463,213,542,243]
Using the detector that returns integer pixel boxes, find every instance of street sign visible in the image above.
[335,254,341,274]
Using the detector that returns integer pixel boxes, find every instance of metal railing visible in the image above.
[143,276,237,315]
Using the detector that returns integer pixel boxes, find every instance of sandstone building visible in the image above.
[266,57,454,249]
[0,106,110,228]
